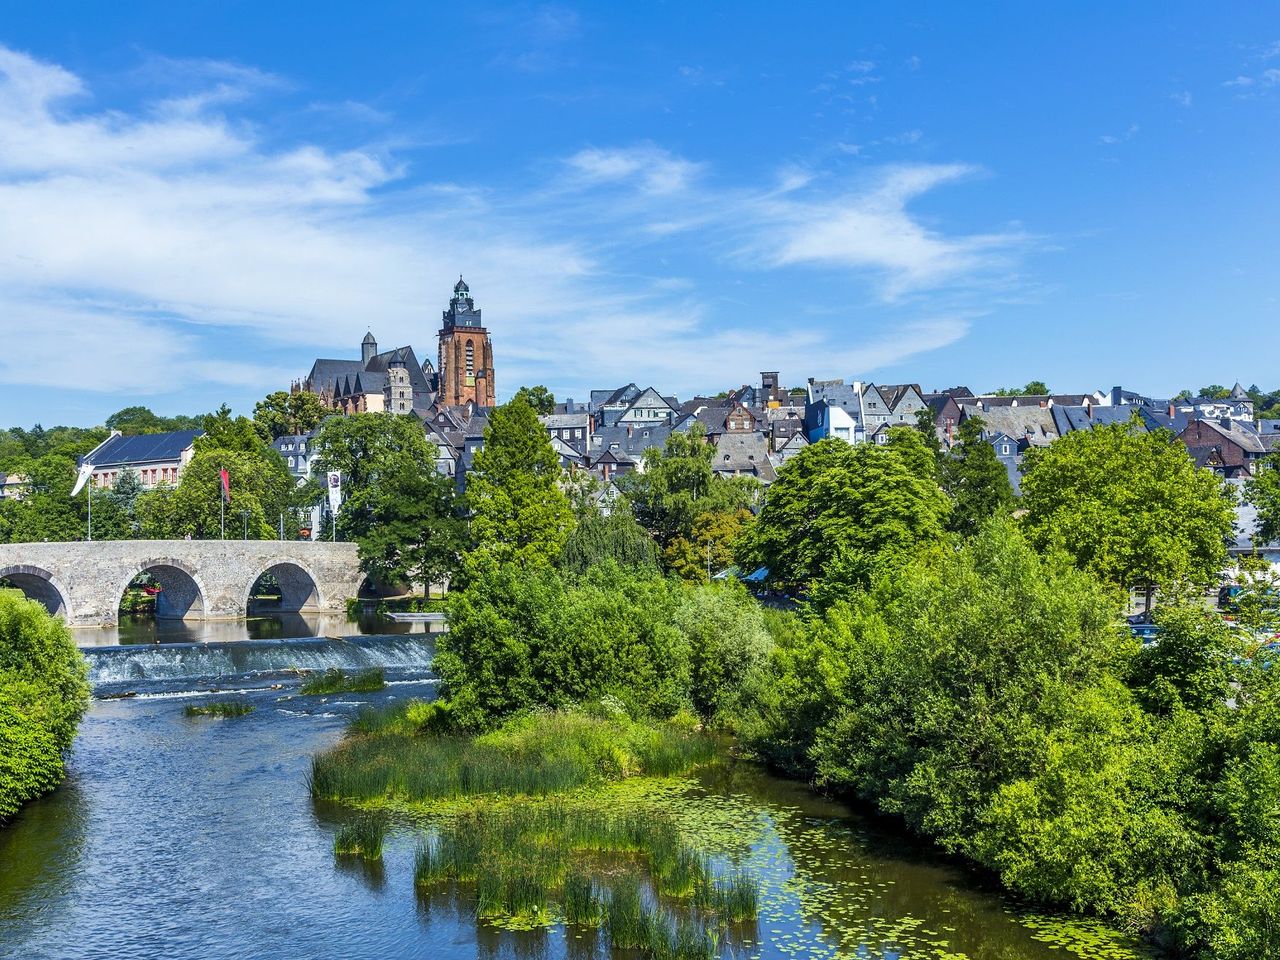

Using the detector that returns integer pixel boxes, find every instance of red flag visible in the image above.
[219,467,231,504]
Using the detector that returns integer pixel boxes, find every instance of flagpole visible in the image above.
[87,478,93,542]
[220,466,226,540]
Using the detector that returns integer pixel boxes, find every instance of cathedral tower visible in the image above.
[437,276,496,408]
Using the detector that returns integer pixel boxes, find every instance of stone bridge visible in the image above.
[0,540,364,627]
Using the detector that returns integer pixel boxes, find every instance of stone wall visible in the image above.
[0,540,363,627]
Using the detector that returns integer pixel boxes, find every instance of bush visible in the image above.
[436,562,690,728]
[0,591,90,822]
[672,581,773,725]
[299,668,385,696]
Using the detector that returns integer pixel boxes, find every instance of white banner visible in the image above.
[326,471,342,513]
[70,461,94,498]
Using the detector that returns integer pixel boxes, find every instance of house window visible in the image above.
[1002,445,1011,455]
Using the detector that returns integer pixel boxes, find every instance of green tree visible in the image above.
[464,398,575,575]
[623,426,757,550]
[0,591,90,821]
[1247,457,1280,546]
[310,413,439,540]
[1198,385,1230,400]
[663,508,753,582]
[940,416,1014,536]
[672,580,773,724]
[252,390,329,441]
[356,458,467,594]
[167,449,299,539]
[559,507,659,575]
[511,384,556,415]
[104,406,202,435]
[1019,416,1236,602]
[437,563,688,728]
[740,431,950,595]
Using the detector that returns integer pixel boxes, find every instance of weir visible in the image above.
[83,635,436,686]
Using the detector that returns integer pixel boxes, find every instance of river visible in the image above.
[0,629,1150,960]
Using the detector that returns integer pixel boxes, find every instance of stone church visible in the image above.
[297,277,496,415]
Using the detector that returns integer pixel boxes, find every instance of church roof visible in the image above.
[362,331,376,344]
[454,275,469,294]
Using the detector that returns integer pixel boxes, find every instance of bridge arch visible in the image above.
[0,565,72,619]
[245,560,325,614]
[116,559,209,621]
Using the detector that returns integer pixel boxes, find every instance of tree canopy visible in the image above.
[940,415,1014,536]
[740,430,950,595]
[252,391,330,441]
[463,397,575,575]
[1019,417,1235,594]
[511,385,556,415]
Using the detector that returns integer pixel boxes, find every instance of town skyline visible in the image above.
[3,4,1279,426]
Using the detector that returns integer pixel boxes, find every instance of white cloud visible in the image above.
[564,144,704,195]
[0,46,1028,414]
[752,164,1024,298]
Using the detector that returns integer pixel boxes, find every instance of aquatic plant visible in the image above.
[310,708,716,805]
[184,701,254,718]
[562,871,601,926]
[333,814,384,859]
[300,667,385,696]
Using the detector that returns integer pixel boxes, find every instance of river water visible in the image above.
[0,630,1150,960]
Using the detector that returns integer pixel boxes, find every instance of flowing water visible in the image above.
[0,635,1152,960]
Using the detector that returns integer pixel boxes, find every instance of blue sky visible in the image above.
[2,2,1278,427]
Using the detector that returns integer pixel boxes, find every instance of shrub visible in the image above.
[0,591,90,822]
[671,580,773,724]
[436,562,689,728]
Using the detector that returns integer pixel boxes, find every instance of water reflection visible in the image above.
[72,611,446,648]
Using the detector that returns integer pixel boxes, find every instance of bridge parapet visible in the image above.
[0,540,362,627]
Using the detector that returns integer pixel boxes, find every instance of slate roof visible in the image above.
[590,423,671,463]
[712,432,776,483]
[1230,382,1250,400]
[1186,418,1268,455]
[540,412,592,431]
[1050,405,1142,434]
[959,404,1058,446]
[84,430,202,468]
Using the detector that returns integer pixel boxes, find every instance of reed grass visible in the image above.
[334,814,385,859]
[184,700,254,718]
[310,708,717,805]
[300,667,385,696]
[409,801,758,939]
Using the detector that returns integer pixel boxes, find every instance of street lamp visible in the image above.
[240,509,251,540]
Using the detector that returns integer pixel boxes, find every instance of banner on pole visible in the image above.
[327,471,342,513]
[219,467,231,504]
[70,461,94,498]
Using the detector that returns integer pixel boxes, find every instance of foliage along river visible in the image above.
[0,627,1152,960]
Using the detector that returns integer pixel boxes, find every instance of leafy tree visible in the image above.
[164,449,300,540]
[252,390,329,441]
[1247,456,1280,546]
[1019,416,1235,602]
[464,398,575,575]
[310,413,438,540]
[0,591,90,821]
[740,431,949,595]
[623,426,757,550]
[195,404,265,454]
[104,406,202,435]
[663,508,753,582]
[913,406,943,463]
[1197,385,1230,400]
[940,416,1014,536]
[437,563,688,728]
[511,384,556,415]
[559,508,659,575]
[672,580,772,724]
[991,381,1050,396]
[356,457,467,594]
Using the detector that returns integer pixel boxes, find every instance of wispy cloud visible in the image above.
[0,46,1032,414]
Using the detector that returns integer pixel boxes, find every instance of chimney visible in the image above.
[627,424,633,438]
[1168,403,1175,418]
